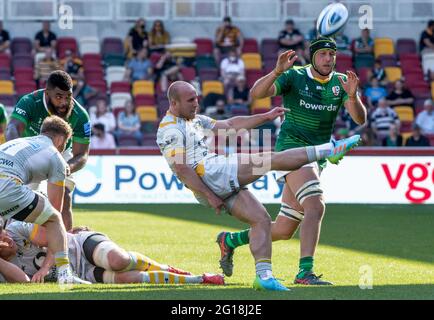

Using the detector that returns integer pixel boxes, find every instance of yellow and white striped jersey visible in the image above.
[156,111,216,170]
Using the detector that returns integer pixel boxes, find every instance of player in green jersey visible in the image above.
[0,103,7,145]
[216,37,367,285]
[6,70,91,231]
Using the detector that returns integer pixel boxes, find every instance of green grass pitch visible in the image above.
[0,204,433,300]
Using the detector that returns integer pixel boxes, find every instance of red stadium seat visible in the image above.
[180,67,196,82]
[0,94,16,107]
[101,38,124,56]
[134,94,155,106]
[396,38,417,55]
[113,107,125,120]
[0,53,10,69]
[110,81,131,93]
[85,69,105,82]
[57,37,78,59]
[11,38,32,55]
[13,67,33,82]
[379,54,398,67]
[272,95,282,107]
[149,52,163,67]
[87,80,107,93]
[0,69,10,80]
[261,38,279,60]
[15,81,37,96]
[12,54,33,69]
[356,67,371,86]
[399,53,420,63]
[246,69,263,88]
[242,38,259,53]
[198,68,219,81]
[193,38,213,56]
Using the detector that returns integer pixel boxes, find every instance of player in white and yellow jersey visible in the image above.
[156,81,360,291]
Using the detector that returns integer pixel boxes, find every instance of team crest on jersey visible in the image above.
[332,86,340,96]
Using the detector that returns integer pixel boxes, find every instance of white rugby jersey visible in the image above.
[156,112,216,170]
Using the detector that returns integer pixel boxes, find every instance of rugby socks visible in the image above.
[255,259,273,280]
[121,251,166,272]
[306,143,333,162]
[225,229,250,249]
[141,271,202,284]
[297,256,314,279]
[54,251,70,271]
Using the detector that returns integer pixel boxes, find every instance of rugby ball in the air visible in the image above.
[316,3,349,37]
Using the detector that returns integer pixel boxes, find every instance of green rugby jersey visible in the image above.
[10,89,91,149]
[274,65,348,151]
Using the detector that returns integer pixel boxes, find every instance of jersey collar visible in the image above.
[307,66,334,84]
[42,90,52,115]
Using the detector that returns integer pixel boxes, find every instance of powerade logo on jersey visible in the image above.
[300,99,338,111]
[83,122,91,138]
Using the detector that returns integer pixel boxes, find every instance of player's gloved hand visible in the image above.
[31,267,50,283]
[207,193,226,215]
[274,50,298,75]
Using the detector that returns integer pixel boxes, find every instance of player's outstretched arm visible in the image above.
[214,106,288,131]
[250,50,298,99]
[339,71,367,125]
[0,257,30,283]
[5,118,25,141]
[69,141,90,173]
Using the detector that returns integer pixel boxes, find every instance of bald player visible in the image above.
[0,115,89,286]
[156,81,360,291]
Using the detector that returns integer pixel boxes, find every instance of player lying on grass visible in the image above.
[0,221,224,285]
[156,81,360,291]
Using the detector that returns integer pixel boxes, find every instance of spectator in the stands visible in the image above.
[419,19,434,55]
[371,98,400,145]
[34,21,57,54]
[126,18,149,59]
[367,59,388,87]
[227,75,251,112]
[60,49,83,81]
[205,98,230,120]
[305,19,318,42]
[385,79,414,110]
[149,20,170,54]
[90,98,116,134]
[415,99,434,135]
[220,49,245,92]
[405,123,431,146]
[114,99,143,146]
[278,19,304,53]
[73,78,99,109]
[214,16,243,63]
[34,48,60,86]
[364,77,388,109]
[125,47,153,82]
[0,21,11,54]
[91,123,116,149]
[156,52,184,92]
[354,28,374,59]
[382,123,403,147]
[334,30,352,56]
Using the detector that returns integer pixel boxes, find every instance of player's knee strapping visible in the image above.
[92,241,119,270]
[278,203,304,222]
[34,195,57,225]
[93,267,116,283]
[295,180,323,205]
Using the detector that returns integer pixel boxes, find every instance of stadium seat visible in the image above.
[134,94,155,106]
[263,57,276,74]
[0,80,14,94]
[87,80,107,93]
[110,92,132,109]
[110,81,131,93]
[252,107,270,114]
[356,67,371,86]
[11,38,32,55]
[79,37,100,55]
[12,54,33,69]
[132,80,155,96]
[251,97,271,110]
[242,53,262,70]
[374,38,395,58]
[354,54,375,69]
[193,38,213,56]
[149,52,163,67]
[156,93,170,116]
[421,52,434,75]
[104,53,125,67]
[0,94,16,107]
[261,38,279,59]
[0,69,10,80]
[242,38,259,53]
[136,106,158,122]
[112,107,125,121]
[13,67,33,82]
[106,66,126,87]
[272,95,282,107]
[379,54,398,67]
[196,55,217,71]
[202,80,224,96]
[384,67,402,82]
[230,104,250,116]
[399,53,420,62]
[0,53,10,69]
[396,38,417,54]
[403,70,425,84]
[15,81,36,97]
[180,67,196,82]
[410,85,431,99]
[246,69,263,88]
[394,106,414,122]
[85,69,105,82]
[57,37,78,59]
[198,67,219,81]
[101,37,124,56]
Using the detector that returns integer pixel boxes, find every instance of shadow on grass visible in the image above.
[74,204,434,265]
[1,283,434,300]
